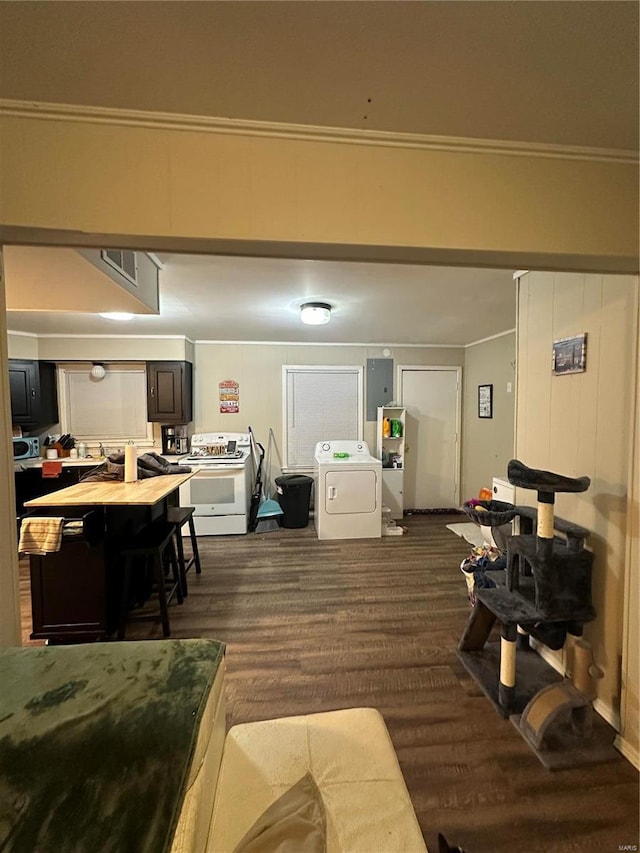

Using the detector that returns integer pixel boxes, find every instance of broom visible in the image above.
[255,428,283,532]
[247,427,264,533]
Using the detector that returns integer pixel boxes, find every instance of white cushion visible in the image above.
[171,665,226,853]
[206,708,428,853]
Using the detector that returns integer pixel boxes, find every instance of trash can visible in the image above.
[275,474,313,529]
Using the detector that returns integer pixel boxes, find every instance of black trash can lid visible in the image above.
[275,474,313,486]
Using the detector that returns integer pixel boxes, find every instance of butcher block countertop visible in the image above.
[24,473,194,508]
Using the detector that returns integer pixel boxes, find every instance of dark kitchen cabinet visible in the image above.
[15,465,97,518]
[30,539,108,641]
[146,361,193,423]
[9,359,59,429]
[28,510,111,642]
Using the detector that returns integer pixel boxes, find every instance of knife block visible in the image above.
[53,442,71,458]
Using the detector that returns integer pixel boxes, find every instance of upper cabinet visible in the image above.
[9,360,59,430]
[146,361,193,424]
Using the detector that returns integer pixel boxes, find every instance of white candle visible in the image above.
[124,444,138,483]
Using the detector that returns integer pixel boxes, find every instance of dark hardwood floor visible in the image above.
[20,513,639,853]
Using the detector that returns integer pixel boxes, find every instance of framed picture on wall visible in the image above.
[552,333,587,375]
[478,384,493,419]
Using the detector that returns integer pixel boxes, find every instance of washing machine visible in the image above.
[314,440,382,540]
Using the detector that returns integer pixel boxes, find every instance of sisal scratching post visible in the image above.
[572,638,603,699]
[498,623,517,711]
[536,492,555,562]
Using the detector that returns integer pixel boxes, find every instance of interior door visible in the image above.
[398,367,461,509]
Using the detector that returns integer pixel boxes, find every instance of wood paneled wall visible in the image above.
[515,271,639,750]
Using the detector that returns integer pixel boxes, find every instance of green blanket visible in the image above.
[0,638,225,853]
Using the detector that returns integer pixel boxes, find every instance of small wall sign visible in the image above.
[219,379,239,413]
[552,333,587,375]
[478,384,493,419]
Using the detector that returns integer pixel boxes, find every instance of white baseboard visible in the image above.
[593,697,621,731]
[529,638,564,674]
[613,735,640,769]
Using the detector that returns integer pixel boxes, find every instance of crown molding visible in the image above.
[6,332,193,341]
[5,329,38,338]
[1,99,637,165]
[465,328,516,348]
[6,330,466,348]
[194,339,464,348]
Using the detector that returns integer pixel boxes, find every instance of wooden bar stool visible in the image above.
[118,522,183,639]
[167,506,202,598]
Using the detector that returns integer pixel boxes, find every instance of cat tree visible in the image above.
[458,459,617,768]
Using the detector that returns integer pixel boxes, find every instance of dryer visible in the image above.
[314,440,382,540]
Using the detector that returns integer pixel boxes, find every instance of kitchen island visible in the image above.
[23,473,193,643]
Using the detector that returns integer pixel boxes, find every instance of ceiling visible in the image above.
[1,2,636,345]
[0,1,637,150]
[5,253,517,346]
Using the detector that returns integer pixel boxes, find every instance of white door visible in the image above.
[398,366,461,509]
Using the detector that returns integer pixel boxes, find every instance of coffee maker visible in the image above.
[161,424,190,456]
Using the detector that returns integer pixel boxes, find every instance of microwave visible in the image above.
[13,436,40,460]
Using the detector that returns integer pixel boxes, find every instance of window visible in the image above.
[282,366,363,469]
[57,363,153,446]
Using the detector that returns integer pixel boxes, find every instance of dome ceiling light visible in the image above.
[300,302,331,325]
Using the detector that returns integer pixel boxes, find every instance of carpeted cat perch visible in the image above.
[459,459,618,769]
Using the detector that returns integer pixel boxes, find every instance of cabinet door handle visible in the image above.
[150,386,155,397]
[31,388,36,397]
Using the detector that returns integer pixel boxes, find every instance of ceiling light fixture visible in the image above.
[300,302,331,326]
[90,363,106,380]
[99,312,133,321]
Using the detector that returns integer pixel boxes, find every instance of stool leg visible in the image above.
[167,537,184,605]
[188,516,202,574]
[173,528,188,597]
[118,556,133,640]
[153,550,171,637]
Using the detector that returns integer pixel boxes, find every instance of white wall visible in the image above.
[7,331,470,471]
[461,331,516,499]
[6,332,38,359]
[35,336,192,362]
[194,342,465,467]
[515,271,639,739]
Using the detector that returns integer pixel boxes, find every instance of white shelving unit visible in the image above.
[376,406,406,519]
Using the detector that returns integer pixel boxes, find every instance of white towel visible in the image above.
[18,517,65,555]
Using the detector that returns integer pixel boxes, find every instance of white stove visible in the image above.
[180,432,253,535]
[185,432,251,467]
